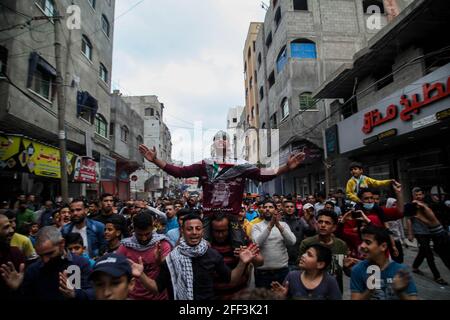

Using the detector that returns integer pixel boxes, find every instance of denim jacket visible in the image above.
[62,218,106,258]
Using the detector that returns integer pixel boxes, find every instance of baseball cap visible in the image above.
[89,253,132,280]
[349,162,363,170]
[303,203,314,211]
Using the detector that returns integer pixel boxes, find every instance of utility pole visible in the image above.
[53,3,69,203]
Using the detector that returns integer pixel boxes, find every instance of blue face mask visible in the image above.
[363,203,374,210]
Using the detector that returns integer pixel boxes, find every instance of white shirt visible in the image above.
[251,220,296,270]
[72,225,89,253]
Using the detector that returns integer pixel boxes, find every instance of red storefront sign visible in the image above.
[362,76,450,134]
[73,157,97,183]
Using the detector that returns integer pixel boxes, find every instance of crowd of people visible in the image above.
[1,135,449,301]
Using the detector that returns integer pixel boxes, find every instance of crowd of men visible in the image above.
[1,135,449,300]
[1,184,449,300]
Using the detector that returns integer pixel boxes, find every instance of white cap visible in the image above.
[303,203,314,211]
[430,185,446,195]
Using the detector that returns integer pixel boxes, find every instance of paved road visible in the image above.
[343,242,450,300]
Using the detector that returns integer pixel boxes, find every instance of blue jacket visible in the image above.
[62,219,106,258]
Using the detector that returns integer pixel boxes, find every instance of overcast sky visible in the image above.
[112,0,266,164]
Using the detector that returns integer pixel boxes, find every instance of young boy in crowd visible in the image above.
[271,244,342,300]
[345,162,396,203]
[102,215,125,255]
[89,253,135,300]
[28,222,39,246]
[350,225,418,300]
[64,233,96,268]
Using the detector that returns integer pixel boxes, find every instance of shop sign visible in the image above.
[100,155,116,180]
[362,76,450,134]
[0,134,76,178]
[72,157,97,183]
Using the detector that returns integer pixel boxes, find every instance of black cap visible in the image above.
[89,253,131,280]
[349,162,363,170]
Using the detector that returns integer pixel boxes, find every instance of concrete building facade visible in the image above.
[253,0,413,196]
[315,0,450,201]
[0,0,116,200]
[122,95,173,200]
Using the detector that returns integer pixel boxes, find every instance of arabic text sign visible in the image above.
[73,157,97,183]
[362,76,450,134]
[338,63,450,154]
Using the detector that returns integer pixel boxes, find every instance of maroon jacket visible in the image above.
[164,161,276,216]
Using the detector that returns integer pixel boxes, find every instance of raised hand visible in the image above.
[128,257,144,278]
[59,271,76,299]
[392,180,402,193]
[238,247,256,265]
[271,281,289,298]
[0,262,25,290]
[287,152,306,170]
[393,270,411,294]
[139,144,157,162]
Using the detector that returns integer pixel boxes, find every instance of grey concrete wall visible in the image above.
[0,0,115,157]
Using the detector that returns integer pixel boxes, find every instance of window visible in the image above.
[82,35,93,61]
[254,70,257,82]
[273,0,278,7]
[37,0,55,17]
[247,115,250,124]
[363,0,385,14]
[291,39,317,59]
[281,98,289,119]
[145,107,154,116]
[101,15,110,37]
[299,92,317,111]
[259,86,264,101]
[95,114,107,137]
[249,77,253,89]
[109,122,115,136]
[293,0,308,11]
[266,32,272,48]
[99,63,108,83]
[268,71,275,88]
[276,46,287,73]
[77,91,98,123]
[248,47,251,59]
[251,107,255,119]
[0,46,7,78]
[274,7,282,28]
[262,122,266,129]
[27,52,56,101]
[233,118,237,123]
[121,126,129,142]
[245,88,248,99]
[88,0,96,9]
[31,67,54,100]
[253,41,256,52]
[257,53,262,68]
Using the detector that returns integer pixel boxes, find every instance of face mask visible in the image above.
[363,203,374,210]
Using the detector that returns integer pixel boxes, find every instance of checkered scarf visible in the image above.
[166,238,209,300]
[120,232,170,252]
